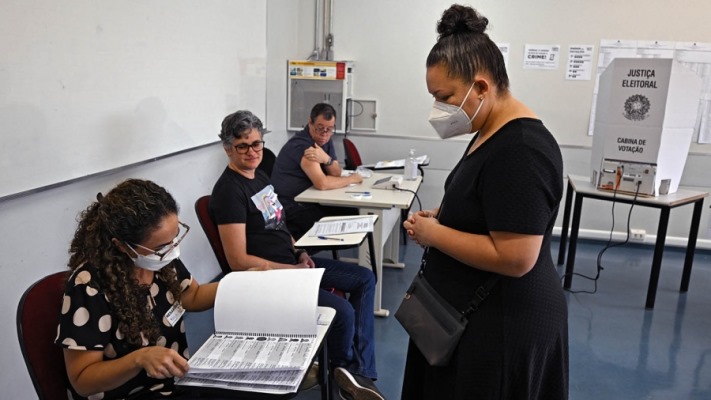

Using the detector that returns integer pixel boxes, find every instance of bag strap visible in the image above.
[414,181,501,316]
[418,247,500,318]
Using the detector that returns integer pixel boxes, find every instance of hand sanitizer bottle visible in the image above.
[404,149,417,180]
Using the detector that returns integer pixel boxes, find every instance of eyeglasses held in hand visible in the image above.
[233,140,265,154]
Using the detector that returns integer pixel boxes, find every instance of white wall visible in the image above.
[3,0,711,397]
[0,0,267,199]
[331,0,711,153]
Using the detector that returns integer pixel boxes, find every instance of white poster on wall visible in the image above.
[523,44,560,70]
[566,45,594,80]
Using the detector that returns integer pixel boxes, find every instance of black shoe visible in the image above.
[299,361,319,391]
[333,367,385,400]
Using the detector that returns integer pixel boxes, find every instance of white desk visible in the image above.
[295,172,423,317]
[294,215,379,282]
[362,156,430,180]
[559,174,708,308]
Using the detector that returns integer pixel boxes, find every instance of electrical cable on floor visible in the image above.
[563,180,641,294]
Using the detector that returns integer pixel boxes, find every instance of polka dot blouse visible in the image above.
[55,259,193,400]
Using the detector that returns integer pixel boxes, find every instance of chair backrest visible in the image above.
[17,271,71,400]
[195,195,232,275]
[343,138,363,170]
[258,147,277,177]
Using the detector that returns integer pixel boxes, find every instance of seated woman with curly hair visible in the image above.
[55,179,218,399]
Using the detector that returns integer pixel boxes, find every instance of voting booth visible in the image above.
[590,58,703,196]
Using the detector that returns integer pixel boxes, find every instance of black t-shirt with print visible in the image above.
[210,167,296,265]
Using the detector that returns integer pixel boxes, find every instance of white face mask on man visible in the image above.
[428,82,484,139]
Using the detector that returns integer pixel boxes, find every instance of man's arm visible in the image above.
[301,155,362,190]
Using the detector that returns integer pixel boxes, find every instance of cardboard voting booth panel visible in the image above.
[590,58,702,196]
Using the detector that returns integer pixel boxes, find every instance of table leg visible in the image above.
[318,340,329,400]
[646,207,670,309]
[563,194,584,289]
[382,208,405,269]
[558,179,574,265]
[366,232,378,283]
[359,209,389,317]
[680,199,704,292]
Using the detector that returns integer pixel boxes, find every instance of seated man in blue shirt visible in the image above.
[210,110,383,400]
[271,103,363,240]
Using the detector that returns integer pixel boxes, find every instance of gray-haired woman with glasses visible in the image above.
[56,179,219,399]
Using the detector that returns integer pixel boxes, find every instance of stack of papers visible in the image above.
[309,216,374,236]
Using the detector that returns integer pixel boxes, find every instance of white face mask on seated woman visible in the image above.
[125,242,181,272]
[428,81,484,139]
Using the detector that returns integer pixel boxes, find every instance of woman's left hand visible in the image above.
[403,211,441,247]
[298,251,316,268]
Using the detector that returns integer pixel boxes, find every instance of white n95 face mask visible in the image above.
[428,82,484,139]
[128,243,181,272]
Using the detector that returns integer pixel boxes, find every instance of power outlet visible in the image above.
[630,228,646,242]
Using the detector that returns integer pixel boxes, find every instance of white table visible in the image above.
[294,215,379,282]
[295,172,423,317]
[559,174,708,308]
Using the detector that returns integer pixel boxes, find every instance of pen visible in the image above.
[345,191,371,195]
[318,236,345,241]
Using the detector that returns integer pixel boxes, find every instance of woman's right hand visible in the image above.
[403,209,441,247]
[137,346,189,379]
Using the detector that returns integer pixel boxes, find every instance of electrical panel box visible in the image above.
[287,60,354,133]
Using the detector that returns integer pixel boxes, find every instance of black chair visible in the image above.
[258,147,277,177]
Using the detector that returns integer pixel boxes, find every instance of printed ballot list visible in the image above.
[189,332,313,372]
[310,216,374,236]
[178,269,333,394]
[187,269,323,372]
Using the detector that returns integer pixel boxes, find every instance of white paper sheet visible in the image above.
[187,269,324,373]
[309,217,374,236]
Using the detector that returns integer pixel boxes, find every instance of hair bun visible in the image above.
[437,4,488,37]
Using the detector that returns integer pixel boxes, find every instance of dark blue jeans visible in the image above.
[314,256,377,380]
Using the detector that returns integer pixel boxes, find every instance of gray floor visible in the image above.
[185,237,711,400]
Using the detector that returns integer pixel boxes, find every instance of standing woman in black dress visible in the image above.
[402,4,568,400]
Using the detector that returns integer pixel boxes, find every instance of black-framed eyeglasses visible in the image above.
[313,125,335,134]
[233,140,265,154]
[129,221,190,260]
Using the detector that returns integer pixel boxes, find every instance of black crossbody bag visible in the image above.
[395,230,500,366]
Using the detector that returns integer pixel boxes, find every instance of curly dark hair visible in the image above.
[427,4,509,93]
[68,179,183,345]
